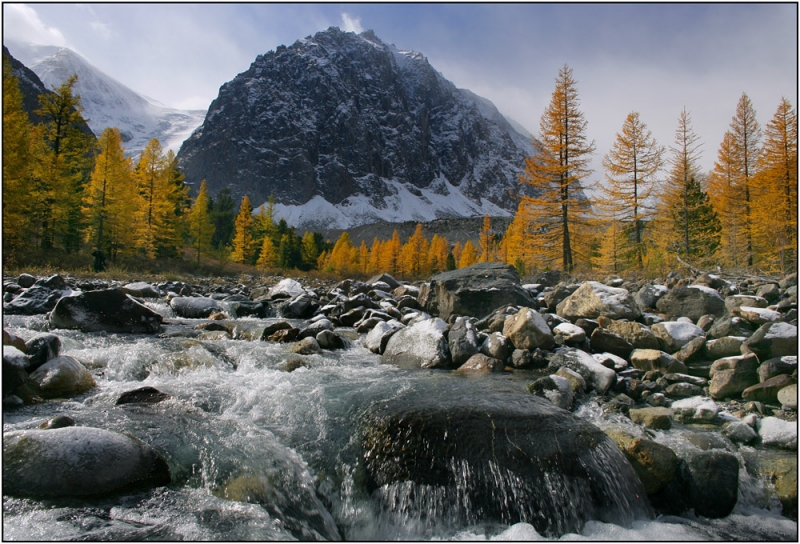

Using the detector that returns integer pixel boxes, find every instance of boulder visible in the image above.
[546,348,616,394]
[358,384,650,536]
[742,374,796,404]
[116,386,170,405]
[629,407,674,430]
[731,306,783,326]
[604,429,678,495]
[630,349,687,375]
[447,317,480,365]
[3,286,62,315]
[706,336,746,359]
[28,355,95,398]
[634,283,669,311]
[290,337,321,355]
[722,421,759,444]
[502,307,554,351]
[759,356,798,382]
[669,396,719,422]
[758,417,798,449]
[24,333,61,372]
[51,289,163,333]
[16,273,36,288]
[316,330,345,350]
[606,321,660,350]
[778,383,797,411]
[382,318,451,369]
[268,278,305,299]
[756,283,781,303]
[169,296,222,319]
[656,285,725,322]
[278,294,319,319]
[682,450,740,518]
[708,316,754,339]
[424,262,535,321]
[664,382,703,398]
[743,322,798,360]
[3,330,27,352]
[455,353,504,375]
[3,427,170,497]
[365,320,403,354]
[589,328,632,359]
[709,354,760,400]
[555,281,641,321]
[725,294,769,312]
[651,321,705,353]
[480,332,512,362]
[527,375,574,410]
[122,282,161,298]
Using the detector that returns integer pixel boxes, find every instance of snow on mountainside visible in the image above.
[178,27,537,231]
[5,41,206,156]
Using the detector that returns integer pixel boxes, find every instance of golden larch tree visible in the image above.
[478,215,496,262]
[600,111,665,269]
[187,179,215,264]
[231,195,255,263]
[459,240,478,268]
[729,93,762,267]
[708,131,748,269]
[518,64,596,272]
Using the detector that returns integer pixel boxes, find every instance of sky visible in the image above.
[3,2,797,180]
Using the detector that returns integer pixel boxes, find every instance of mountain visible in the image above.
[4,41,206,156]
[177,28,536,230]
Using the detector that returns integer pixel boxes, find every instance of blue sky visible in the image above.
[4,3,797,178]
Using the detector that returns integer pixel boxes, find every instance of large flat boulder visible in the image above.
[556,281,641,321]
[656,285,725,322]
[3,427,170,497]
[358,382,650,536]
[50,289,162,334]
[423,262,535,321]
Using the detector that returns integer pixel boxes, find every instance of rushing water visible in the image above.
[3,304,797,541]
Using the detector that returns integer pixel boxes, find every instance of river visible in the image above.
[3,301,797,541]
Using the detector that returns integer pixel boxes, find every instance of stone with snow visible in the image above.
[651,321,706,353]
[546,347,616,394]
[722,420,758,444]
[634,283,669,311]
[759,355,798,382]
[269,278,306,299]
[3,286,63,315]
[731,305,783,326]
[656,285,725,322]
[122,282,161,298]
[447,316,480,366]
[503,307,554,351]
[743,322,798,360]
[592,352,628,371]
[527,375,574,410]
[555,281,641,321]
[382,317,451,369]
[365,319,404,354]
[706,336,746,359]
[758,417,797,449]
[3,426,170,497]
[24,333,61,372]
[479,332,512,362]
[725,294,769,312]
[630,349,687,375]
[553,322,587,344]
[708,354,759,400]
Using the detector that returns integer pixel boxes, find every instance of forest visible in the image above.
[3,57,797,279]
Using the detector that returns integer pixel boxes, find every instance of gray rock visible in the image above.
[682,450,740,518]
[634,283,669,311]
[656,285,725,322]
[742,374,796,404]
[758,417,797,449]
[527,375,574,410]
[455,353,504,375]
[756,283,781,303]
[447,317,480,366]
[122,281,161,298]
[480,332,512,362]
[49,289,163,334]
[759,356,798,382]
[556,281,641,321]
[629,407,674,430]
[725,294,769,312]
[665,382,703,398]
[651,321,705,353]
[3,286,62,315]
[16,273,36,288]
[606,320,660,350]
[674,336,707,363]
[604,428,678,495]
[630,349,687,375]
[424,262,535,321]
[547,347,616,394]
[722,420,759,444]
[3,427,170,497]
[778,383,797,411]
[169,296,222,319]
[28,355,95,398]
[365,320,404,354]
[590,327,633,359]
[316,330,345,350]
[290,337,321,355]
[24,333,61,372]
[382,317,451,369]
[743,322,798,360]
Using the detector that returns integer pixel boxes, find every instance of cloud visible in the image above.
[2,4,67,46]
[340,12,363,34]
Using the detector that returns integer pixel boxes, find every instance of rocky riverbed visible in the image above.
[2,264,798,540]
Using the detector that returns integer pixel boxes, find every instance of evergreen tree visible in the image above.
[445,252,456,271]
[300,230,321,270]
[231,195,255,263]
[187,179,214,264]
[33,74,93,252]
[600,111,665,268]
[209,188,236,249]
[518,64,595,272]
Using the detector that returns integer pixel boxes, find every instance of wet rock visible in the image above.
[24,333,61,371]
[424,262,535,321]
[682,450,739,518]
[709,354,759,400]
[656,285,725,322]
[268,328,300,343]
[280,355,310,372]
[743,322,798,360]
[290,337,321,355]
[16,273,36,288]
[50,289,163,333]
[721,420,758,444]
[527,375,573,410]
[502,307,554,351]
[556,281,641,321]
[169,296,222,319]
[4,286,62,315]
[479,332,511,362]
[316,330,345,350]
[651,321,705,353]
[629,407,673,430]
[260,321,294,340]
[28,356,95,398]
[3,330,27,352]
[546,347,616,394]
[116,386,171,405]
[743,453,797,519]
[455,353,504,375]
[39,415,76,429]
[278,294,319,319]
[604,429,678,495]
[122,282,161,298]
[447,317,480,365]
[358,384,650,537]
[382,317,451,369]
[3,426,170,497]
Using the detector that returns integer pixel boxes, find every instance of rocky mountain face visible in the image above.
[177,28,536,230]
[5,41,206,156]
[4,45,93,135]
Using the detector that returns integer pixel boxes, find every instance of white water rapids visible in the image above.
[2,303,797,541]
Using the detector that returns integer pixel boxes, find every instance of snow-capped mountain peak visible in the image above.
[4,40,206,156]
